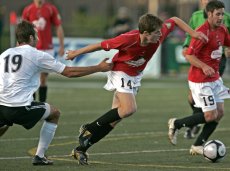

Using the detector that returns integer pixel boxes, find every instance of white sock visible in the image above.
[35,121,57,158]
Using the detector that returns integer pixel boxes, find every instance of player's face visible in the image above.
[147,29,162,43]
[208,8,224,28]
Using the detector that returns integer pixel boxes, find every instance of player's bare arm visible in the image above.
[171,17,208,43]
[56,25,65,56]
[61,58,112,77]
[66,43,102,60]
[185,54,215,76]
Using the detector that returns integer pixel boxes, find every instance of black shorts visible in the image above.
[0,102,49,130]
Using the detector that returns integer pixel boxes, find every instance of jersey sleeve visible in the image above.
[186,37,205,56]
[101,33,131,51]
[223,12,230,33]
[38,52,65,73]
[160,19,176,40]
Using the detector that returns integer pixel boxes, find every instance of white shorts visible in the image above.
[104,71,143,95]
[189,78,230,112]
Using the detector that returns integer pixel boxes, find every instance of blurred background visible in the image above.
[1,0,230,77]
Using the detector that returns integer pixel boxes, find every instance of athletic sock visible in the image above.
[193,121,218,146]
[39,86,47,102]
[77,124,113,152]
[36,121,57,158]
[174,112,206,129]
[86,108,121,134]
[90,124,113,144]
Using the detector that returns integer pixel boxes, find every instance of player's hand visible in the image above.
[202,64,215,77]
[97,58,113,72]
[193,31,208,43]
[65,50,79,60]
[182,47,188,57]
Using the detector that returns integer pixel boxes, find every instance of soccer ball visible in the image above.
[203,140,226,162]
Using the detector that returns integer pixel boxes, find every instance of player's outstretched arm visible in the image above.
[66,43,102,60]
[171,17,208,43]
[61,58,113,77]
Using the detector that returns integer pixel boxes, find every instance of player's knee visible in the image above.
[119,106,137,118]
[46,108,61,123]
[204,111,218,122]
[53,108,61,119]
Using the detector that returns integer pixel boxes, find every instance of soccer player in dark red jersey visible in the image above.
[66,13,207,165]
[182,0,230,140]
[22,0,64,102]
[168,0,230,155]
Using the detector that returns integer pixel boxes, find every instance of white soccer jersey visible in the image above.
[0,45,65,106]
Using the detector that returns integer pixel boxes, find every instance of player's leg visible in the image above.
[184,91,202,139]
[72,92,136,165]
[169,82,214,145]
[33,103,60,165]
[190,102,223,155]
[39,72,48,102]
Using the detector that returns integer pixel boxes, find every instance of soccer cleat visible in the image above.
[71,148,89,165]
[32,155,53,165]
[189,145,204,155]
[184,128,195,139]
[78,124,92,148]
[168,118,178,145]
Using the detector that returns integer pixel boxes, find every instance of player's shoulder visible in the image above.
[23,3,35,12]
[120,30,139,38]
[224,12,230,18]
[43,2,58,11]
[191,10,203,18]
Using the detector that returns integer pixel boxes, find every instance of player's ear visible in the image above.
[29,35,34,42]
[143,31,149,36]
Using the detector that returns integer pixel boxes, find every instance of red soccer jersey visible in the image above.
[22,2,62,50]
[101,19,175,76]
[187,21,230,82]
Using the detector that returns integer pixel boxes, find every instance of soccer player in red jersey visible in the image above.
[22,0,64,102]
[66,13,207,165]
[168,0,230,155]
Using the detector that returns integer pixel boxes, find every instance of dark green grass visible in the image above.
[1,76,230,171]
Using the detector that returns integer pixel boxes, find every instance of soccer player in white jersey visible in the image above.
[0,20,112,165]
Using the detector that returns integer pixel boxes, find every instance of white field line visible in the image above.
[1,127,230,142]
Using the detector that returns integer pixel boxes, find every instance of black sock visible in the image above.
[87,108,121,134]
[90,124,113,144]
[39,86,47,102]
[77,124,113,152]
[193,121,218,146]
[174,112,206,129]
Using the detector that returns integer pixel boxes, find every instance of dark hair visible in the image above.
[16,20,36,44]
[138,13,163,34]
[206,0,225,13]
